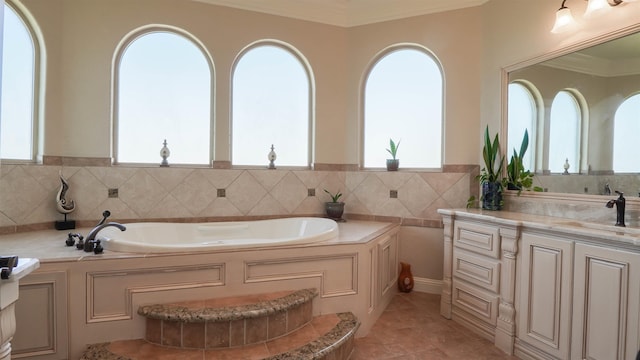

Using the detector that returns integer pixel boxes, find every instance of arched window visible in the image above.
[507,82,539,171]
[363,46,443,168]
[613,94,640,173]
[1,2,36,160]
[231,42,312,167]
[548,90,582,173]
[115,29,212,165]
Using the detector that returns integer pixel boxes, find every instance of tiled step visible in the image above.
[137,288,318,349]
[80,312,359,359]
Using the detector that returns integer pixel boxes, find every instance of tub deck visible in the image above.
[3,219,400,360]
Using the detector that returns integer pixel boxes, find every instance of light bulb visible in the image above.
[551,7,577,33]
[584,0,611,17]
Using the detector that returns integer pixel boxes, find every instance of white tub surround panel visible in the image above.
[3,221,398,359]
[439,209,640,360]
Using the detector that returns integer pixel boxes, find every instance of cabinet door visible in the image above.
[12,271,68,360]
[517,233,573,359]
[571,243,640,360]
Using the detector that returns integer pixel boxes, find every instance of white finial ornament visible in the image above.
[160,139,170,167]
[268,144,276,169]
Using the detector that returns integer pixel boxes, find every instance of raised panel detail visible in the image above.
[245,254,358,297]
[518,233,572,360]
[454,221,500,258]
[13,271,68,360]
[378,235,398,298]
[453,250,500,293]
[87,264,224,322]
[572,244,640,360]
[452,281,498,325]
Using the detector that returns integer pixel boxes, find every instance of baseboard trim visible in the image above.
[412,277,442,294]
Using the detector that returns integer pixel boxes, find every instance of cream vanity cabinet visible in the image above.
[440,211,520,355]
[517,231,640,360]
[571,243,640,360]
[440,209,640,360]
[516,231,574,359]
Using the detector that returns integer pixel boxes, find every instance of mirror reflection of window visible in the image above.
[363,47,443,169]
[507,82,537,171]
[1,3,35,160]
[116,31,212,165]
[549,90,581,173]
[613,94,640,173]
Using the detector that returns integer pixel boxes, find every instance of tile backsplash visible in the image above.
[0,164,473,230]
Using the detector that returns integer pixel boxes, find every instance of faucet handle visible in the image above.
[96,210,111,226]
[93,240,104,254]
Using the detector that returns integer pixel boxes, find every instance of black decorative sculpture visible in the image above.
[55,172,76,230]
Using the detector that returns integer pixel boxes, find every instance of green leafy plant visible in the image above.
[323,189,343,203]
[386,139,400,160]
[479,126,504,184]
[468,126,505,210]
[505,129,542,194]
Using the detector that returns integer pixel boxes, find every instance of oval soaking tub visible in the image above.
[99,217,339,253]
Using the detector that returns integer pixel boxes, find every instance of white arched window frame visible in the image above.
[548,89,587,174]
[361,44,444,169]
[230,40,315,167]
[1,0,44,162]
[613,93,640,173]
[112,25,215,165]
[507,80,542,172]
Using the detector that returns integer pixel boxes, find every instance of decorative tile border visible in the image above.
[0,163,473,233]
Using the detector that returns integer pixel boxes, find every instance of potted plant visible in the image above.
[506,129,539,193]
[478,126,504,210]
[386,138,400,171]
[323,189,345,220]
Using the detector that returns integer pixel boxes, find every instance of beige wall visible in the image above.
[20,0,483,165]
[480,0,640,156]
[3,0,640,283]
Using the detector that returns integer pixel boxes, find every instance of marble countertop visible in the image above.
[0,220,398,264]
[0,257,39,308]
[439,208,640,249]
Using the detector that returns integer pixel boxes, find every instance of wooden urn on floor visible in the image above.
[398,262,414,293]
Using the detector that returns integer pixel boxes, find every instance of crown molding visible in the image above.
[192,0,489,27]
[542,52,640,77]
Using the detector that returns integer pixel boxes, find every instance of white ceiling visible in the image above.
[192,0,490,27]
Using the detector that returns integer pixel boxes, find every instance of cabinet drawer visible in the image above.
[452,280,499,326]
[454,221,501,258]
[453,249,500,293]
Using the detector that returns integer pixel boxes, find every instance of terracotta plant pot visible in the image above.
[386,159,399,171]
[325,202,345,220]
[398,262,414,292]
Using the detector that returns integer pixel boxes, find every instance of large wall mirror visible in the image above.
[507,27,640,196]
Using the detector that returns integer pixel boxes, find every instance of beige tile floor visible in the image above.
[92,291,518,359]
[352,292,519,359]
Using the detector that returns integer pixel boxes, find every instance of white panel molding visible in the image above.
[12,271,68,360]
[378,235,397,298]
[244,253,358,298]
[453,250,500,292]
[368,246,376,314]
[86,264,225,322]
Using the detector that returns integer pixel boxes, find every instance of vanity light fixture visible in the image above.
[551,0,578,33]
[584,0,619,17]
[551,0,628,33]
